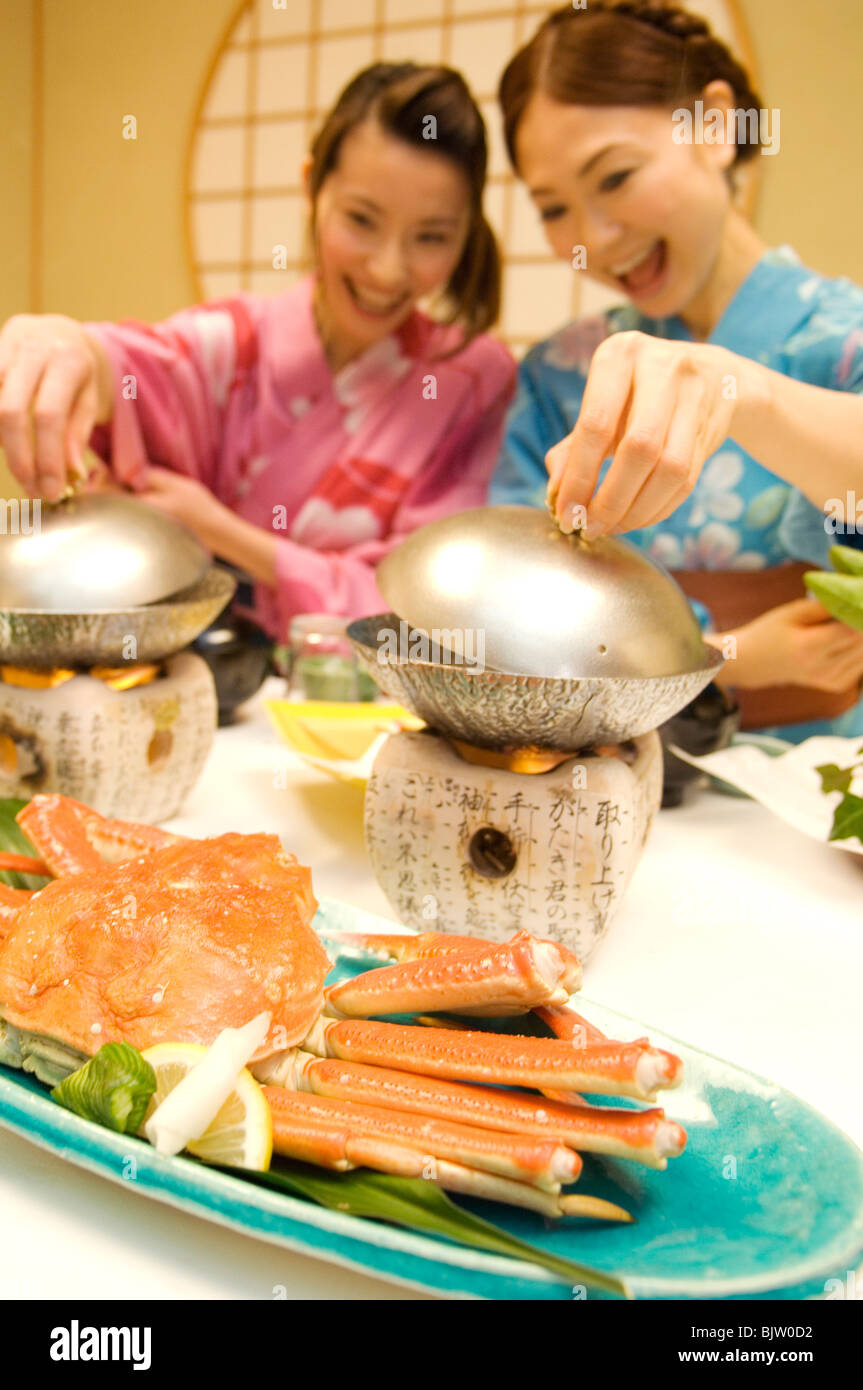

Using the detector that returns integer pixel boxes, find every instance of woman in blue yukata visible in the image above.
[492,1,863,741]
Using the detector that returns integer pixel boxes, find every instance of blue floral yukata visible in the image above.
[491,247,863,742]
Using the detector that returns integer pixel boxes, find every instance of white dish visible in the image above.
[669,735,863,853]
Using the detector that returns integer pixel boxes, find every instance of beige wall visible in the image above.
[0,0,35,321]
[2,0,862,323]
[741,0,863,280]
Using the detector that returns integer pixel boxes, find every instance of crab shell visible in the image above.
[0,831,330,1061]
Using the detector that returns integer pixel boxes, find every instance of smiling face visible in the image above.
[310,119,472,365]
[514,89,736,320]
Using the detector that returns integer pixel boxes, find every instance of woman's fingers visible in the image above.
[544,438,569,505]
[812,648,863,691]
[552,335,637,533]
[31,351,94,498]
[797,614,863,688]
[66,378,99,481]
[0,315,101,498]
[784,597,832,624]
[597,366,704,534]
[0,345,50,492]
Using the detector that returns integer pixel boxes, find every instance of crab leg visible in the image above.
[331,929,581,988]
[16,795,183,876]
[304,1019,683,1103]
[0,853,50,877]
[254,1051,686,1168]
[326,931,581,1020]
[327,929,596,1049]
[327,930,640,1094]
[264,1088,630,1220]
[262,1084,579,1189]
[536,1004,607,1047]
[409,1009,602,1108]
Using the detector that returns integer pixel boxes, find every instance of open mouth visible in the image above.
[610,240,668,298]
[344,276,410,320]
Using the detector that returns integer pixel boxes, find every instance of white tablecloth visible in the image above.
[3,678,861,1299]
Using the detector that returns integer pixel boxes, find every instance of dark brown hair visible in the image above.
[308,63,501,344]
[499,1,765,171]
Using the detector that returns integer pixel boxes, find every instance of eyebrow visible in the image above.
[528,143,624,197]
[343,193,461,227]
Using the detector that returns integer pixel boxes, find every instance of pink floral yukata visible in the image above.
[86,275,515,639]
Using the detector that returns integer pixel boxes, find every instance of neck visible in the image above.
[312,280,370,374]
[679,211,767,341]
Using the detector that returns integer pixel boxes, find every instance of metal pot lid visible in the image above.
[377,505,710,681]
[0,491,210,612]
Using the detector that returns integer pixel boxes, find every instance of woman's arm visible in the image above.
[140,360,515,631]
[0,304,253,499]
[731,356,863,520]
[705,596,863,693]
[548,333,863,537]
[84,303,256,494]
[198,495,277,587]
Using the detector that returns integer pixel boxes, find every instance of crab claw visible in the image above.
[331,930,582,992]
[304,1018,684,1103]
[264,1088,631,1220]
[325,932,582,1019]
[16,795,184,877]
[252,1050,687,1169]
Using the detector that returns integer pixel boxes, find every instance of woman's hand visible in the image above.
[708,598,863,692]
[0,314,114,499]
[136,466,222,545]
[546,331,754,537]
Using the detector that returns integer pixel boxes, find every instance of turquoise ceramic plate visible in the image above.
[0,896,861,1301]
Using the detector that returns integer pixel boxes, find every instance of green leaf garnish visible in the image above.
[816,762,855,795]
[0,797,50,890]
[827,792,863,845]
[226,1159,628,1297]
[51,1041,156,1134]
[803,571,863,632]
[829,545,863,577]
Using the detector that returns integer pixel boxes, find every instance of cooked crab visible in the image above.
[0,795,686,1216]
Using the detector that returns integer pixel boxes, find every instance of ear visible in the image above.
[697,79,739,173]
[301,155,314,203]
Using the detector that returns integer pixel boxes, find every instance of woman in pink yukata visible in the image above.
[0,65,515,639]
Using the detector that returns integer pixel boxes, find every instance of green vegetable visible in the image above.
[0,797,49,890]
[827,791,863,845]
[803,571,863,633]
[51,1042,156,1134]
[816,762,855,795]
[228,1159,629,1297]
[830,544,863,576]
[817,747,863,846]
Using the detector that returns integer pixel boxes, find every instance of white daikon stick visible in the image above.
[145,1013,271,1157]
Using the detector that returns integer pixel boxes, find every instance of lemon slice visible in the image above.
[141,1042,272,1171]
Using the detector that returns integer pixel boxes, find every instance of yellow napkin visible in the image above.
[265,700,424,768]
